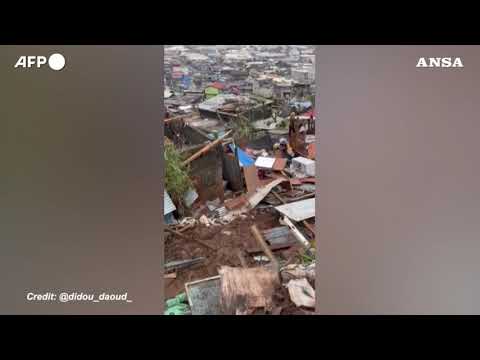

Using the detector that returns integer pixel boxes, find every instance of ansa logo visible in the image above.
[416,57,463,68]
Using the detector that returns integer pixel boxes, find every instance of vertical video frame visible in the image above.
[164,45,315,315]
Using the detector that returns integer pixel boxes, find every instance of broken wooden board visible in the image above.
[219,266,279,315]
[243,165,259,196]
[224,195,248,210]
[272,158,287,171]
[290,178,302,186]
[250,225,279,272]
[275,198,315,222]
[246,178,286,209]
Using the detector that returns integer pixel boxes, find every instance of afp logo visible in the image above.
[416,57,463,68]
[14,53,66,71]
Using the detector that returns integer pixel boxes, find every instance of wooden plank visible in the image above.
[219,266,279,315]
[272,158,287,171]
[224,195,248,210]
[243,165,259,196]
[181,130,232,166]
[271,191,286,204]
[247,177,286,209]
[287,192,315,202]
[250,225,279,273]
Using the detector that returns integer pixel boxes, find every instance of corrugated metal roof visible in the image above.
[275,198,315,221]
[164,190,176,215]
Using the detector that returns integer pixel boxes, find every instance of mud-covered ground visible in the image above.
[164,208,314,314]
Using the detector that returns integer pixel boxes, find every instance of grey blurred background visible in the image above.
[316,46,480,314]
[0,46,164,314]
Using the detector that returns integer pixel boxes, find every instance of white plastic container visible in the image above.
[291,157,315,177]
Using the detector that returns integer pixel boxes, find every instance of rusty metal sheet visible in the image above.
[300,177,316,184]
[185,276,221,315]
[243,165,259,195]
[272,158,287,171]
[307,143,316,160]
[224,195,248,210]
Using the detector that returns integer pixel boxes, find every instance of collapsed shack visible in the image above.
[198,94,274,123]
[165,119,225,207]
[164,109,316,316]
[164,157,316,314]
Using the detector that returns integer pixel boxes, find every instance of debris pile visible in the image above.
[164,45,316,315]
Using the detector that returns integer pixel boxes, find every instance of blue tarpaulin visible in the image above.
[229,144,254,167]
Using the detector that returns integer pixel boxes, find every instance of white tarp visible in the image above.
[254,157,276,169]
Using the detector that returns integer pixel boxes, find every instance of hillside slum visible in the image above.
[164,45,316,315]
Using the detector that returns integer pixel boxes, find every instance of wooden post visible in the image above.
[181,130,232,166]
[271,191,286,204]
[250,225,279,274]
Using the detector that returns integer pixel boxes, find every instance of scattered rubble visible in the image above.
[285,278,315,309]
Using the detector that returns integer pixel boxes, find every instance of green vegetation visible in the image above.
[298,250,315,265]
[276,119,288,129]
[164,141,192,208]
[232,116,257,143]
[296,247,315,266]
